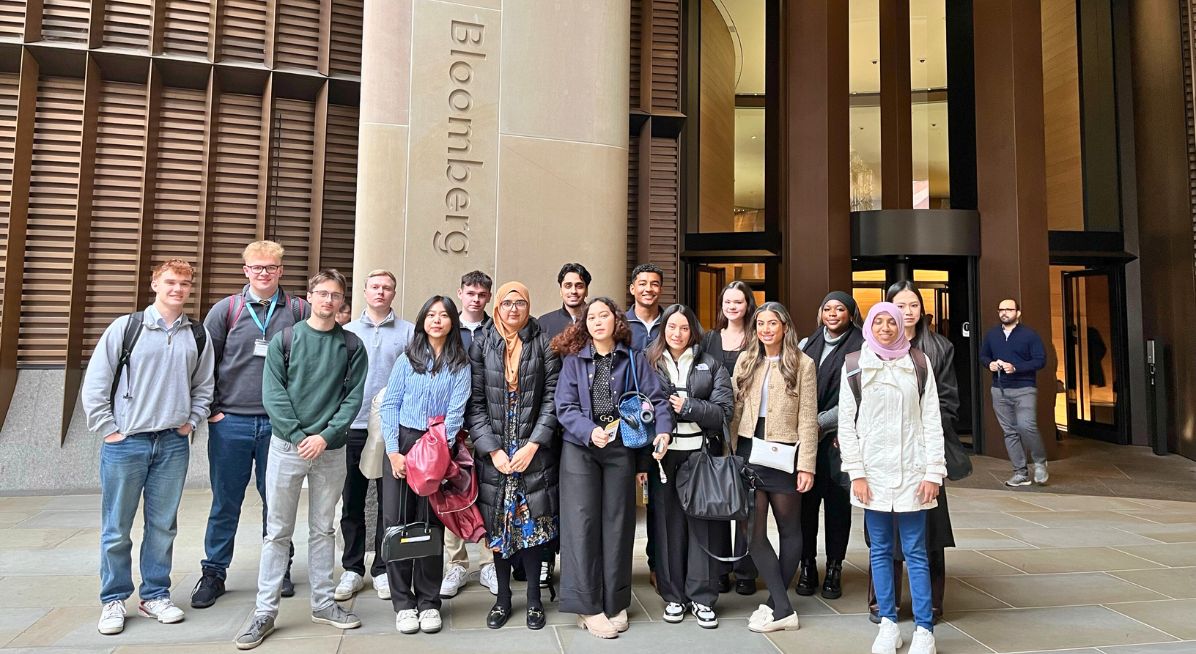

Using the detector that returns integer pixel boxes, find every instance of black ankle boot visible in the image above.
[821,560,843,599]
[795,559,818,596]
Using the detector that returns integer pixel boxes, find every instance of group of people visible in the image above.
[81,239,1050,654]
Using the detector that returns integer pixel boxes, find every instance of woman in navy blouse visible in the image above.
[379,295,471,636]
[552,297,673,639]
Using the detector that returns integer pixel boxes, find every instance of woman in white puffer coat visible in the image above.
[837,302,946,654]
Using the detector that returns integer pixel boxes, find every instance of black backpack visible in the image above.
[843,347,930,413]
[279,324,361,399]
[110,312,208,406]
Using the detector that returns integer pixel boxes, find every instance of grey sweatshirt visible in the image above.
[82,307,216,437]
[204,288,309,415]
[343,310,415,429]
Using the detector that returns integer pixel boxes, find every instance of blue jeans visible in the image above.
[865,509,934,631]
[99,428,190,603]
[202,413,291,577]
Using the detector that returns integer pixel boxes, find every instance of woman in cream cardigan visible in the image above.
[837,302,946,654]
[730,301,818,633]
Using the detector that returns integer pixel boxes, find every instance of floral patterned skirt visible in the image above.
[488,390,558,559]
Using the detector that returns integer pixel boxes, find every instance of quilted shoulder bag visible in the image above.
[617,351,654,449]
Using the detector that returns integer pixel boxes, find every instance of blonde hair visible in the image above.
[152,259,195,280]
[365,269,397,286]
[734,302,805,394]
[242,240,285,263]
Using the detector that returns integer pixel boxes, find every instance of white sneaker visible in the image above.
[909,626,937,654]
[98,600,126,635]
[395,609,420,634]
[479,562,498,595]
[419,608,442,633]
[1033,462,1049,485]
[663,601,686,623]
[439,564,468,598]
[138,597,184,624]
[872,617,903,654]
[334,571,365,601]
[373,573,391,600]
[691,603,718,629]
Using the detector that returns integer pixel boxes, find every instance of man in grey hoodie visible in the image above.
[82,259,215,637]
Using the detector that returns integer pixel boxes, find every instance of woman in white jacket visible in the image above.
[838,302,946,654]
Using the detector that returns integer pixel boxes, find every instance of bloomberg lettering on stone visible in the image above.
[436,19,486,256]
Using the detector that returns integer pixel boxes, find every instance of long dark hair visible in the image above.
[646,304,702,370]
[712,281,758,331]
[408,295,468,374]
[551,297,632,355]
[885,280,927,337]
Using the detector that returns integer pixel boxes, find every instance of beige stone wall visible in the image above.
[354,0,630,319]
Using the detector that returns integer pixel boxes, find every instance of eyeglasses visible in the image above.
[500,300,529,310]
[246,265,281,275]
[312,290,345,302]
[998,308,1017,313]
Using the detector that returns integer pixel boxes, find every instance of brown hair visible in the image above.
[551,297,632,355]
[735,301,805,394]
[645,304,702,370]
[712,281,758,331]
[364,269,397,287]
[152,259,195,281]
[307,268,348,294]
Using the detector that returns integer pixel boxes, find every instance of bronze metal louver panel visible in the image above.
[1183,0,1196,262]
[629,0,642,109]
[84,81,145,356]
[102,0,153,51]
[0,0,25,40]
[320,104,357,282]
[649,0,681,112]
[40,0,90,43]
[162,0,211,58]
[19,76,84,366]
[266,97,315,294]
[329,0,363,76]
[626,131,639,292]
[0,73,17,327]
[220,0,268,63]
[150,87,207,318]
[274,0,321,71]
[209,92,263,299]
[648,136,679,305]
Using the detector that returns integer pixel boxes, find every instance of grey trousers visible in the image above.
[991,386,1047,475]
[255,437,347,617]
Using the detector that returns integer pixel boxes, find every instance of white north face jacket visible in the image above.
[837,345,947,513]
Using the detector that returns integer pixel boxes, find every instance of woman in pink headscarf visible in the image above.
[836,302,946,654]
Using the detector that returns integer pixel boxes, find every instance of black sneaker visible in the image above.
[281,570,295,598]
[191,571,225,609]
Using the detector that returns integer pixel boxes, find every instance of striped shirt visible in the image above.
[379,353,471,453]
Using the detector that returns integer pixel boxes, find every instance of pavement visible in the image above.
[1,437,1195,653]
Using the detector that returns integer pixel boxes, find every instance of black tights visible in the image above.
[493,543,548,611]
[738,490,804,621]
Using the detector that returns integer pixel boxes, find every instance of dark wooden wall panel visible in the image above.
[0,1,24,40]
[162,0,211,58]
[320,103,356,280]
[0,72,18,327]
[209,91,263,298]
[220,0,269,63]
[85,80,144,354]
[648,136,679,304]
[20,76,84,365]
[275,0,320,70]
[268,97,314,293]
[650,0,680,112]
[102,0,152,50]
[40,0,89,43]
[328,0,362,76]
[151,86,206,317]
[630,0,641,109]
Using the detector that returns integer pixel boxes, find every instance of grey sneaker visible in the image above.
[235,614,275,650]
[1004,473,1032,487]
[311,603,362,629]
[1032,462,1049,485]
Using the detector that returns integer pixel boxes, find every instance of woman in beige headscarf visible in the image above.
[465,282,562,630]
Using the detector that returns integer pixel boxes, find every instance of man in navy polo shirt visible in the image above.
[979,298,1048,487]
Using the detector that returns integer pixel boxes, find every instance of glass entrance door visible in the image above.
[1061,268,1125,442]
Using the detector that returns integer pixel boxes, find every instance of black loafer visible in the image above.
[526,606,546,630]
[717,574,733,594]
[487,603,512,629]
[281,570,295,598]
[735,578,758,596]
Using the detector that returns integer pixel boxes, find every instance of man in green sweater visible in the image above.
[236,269,368,650]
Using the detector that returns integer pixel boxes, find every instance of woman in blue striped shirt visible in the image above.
[378,295,471,636]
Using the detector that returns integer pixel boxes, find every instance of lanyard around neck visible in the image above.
[248,289,281,336]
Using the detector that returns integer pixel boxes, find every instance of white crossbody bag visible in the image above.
[748,437,797,474]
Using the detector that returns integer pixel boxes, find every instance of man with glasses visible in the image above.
[980,298,1049,487]
[335,270,414,602]
[193,241,310,609]
[235,269,368,649]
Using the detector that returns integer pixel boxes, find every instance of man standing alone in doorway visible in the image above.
[979,298,1049,487]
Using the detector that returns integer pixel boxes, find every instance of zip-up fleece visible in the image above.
[81,308,216,438]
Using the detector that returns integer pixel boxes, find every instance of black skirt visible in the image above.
[736,418,798,494]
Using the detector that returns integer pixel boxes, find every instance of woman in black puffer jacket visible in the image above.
[466,281,561,631]
[645,304,734,629]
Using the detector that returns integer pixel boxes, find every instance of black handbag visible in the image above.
[381,489,444,563]
[674,428,754,522]
[944,428,973,481]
